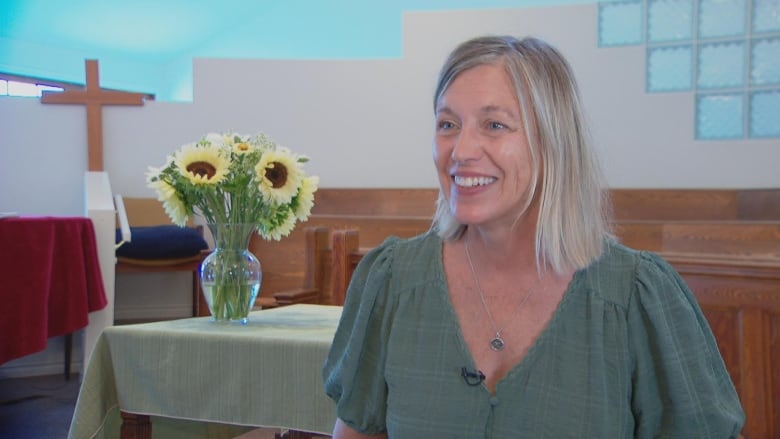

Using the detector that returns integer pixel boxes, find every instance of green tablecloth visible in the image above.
[68,304,341,439]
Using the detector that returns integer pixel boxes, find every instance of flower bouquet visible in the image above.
[146,132,318,323]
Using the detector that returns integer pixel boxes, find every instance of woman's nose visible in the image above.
[451,125,482,163]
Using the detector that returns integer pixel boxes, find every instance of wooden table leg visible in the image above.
[120,411,152,439]
[64,333,72,380]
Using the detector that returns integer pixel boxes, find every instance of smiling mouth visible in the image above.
[453,176,497,188]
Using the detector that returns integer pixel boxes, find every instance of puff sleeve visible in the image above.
[322,237,400,435]
[628,251,745,438]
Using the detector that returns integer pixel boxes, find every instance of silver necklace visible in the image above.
[464,240,543,352]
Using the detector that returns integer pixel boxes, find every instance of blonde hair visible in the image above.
[432,35,612,273]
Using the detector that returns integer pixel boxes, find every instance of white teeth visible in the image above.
[454,176,496,187]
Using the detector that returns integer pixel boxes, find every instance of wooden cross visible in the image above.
[41,59,147,171]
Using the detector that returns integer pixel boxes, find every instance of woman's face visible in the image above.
[433,62,536,231]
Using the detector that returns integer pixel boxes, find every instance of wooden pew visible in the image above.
[244,226,330,310]
[332,220,780,302]
[304,214,432,305]
[312,187,780,221]
[331,229,361,306]
[245,214,432,308]
[305,214,432,248]
[312,188,437,216]
[330,225,780,439]
[610,188,780,221]
[615,220,780,258]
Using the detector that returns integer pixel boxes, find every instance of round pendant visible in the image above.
[490,336,505,351]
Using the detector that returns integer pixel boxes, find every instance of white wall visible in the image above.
[1,5,778,377]
[102,5,780,196]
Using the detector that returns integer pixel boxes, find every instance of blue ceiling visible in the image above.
[0,0,594,101]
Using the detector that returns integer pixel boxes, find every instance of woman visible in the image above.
[323,35,744,438]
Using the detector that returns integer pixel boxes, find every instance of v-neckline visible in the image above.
[434,236,583,395]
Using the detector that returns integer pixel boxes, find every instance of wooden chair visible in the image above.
[114,195,209,318]
[330,229,361,306]
[328,218,432,305]
[247,225,330,309]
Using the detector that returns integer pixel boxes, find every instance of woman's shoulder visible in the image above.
[354,229,440,276]
[582,239,684,308]
[352,230,442,293]
[362,229,439,261]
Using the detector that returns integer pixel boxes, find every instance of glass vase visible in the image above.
[200,223,262,324]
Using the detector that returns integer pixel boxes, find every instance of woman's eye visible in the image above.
[437,121,455,130]
[488,121,506,130]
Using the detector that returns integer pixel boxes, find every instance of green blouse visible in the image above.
[323,231,744,438]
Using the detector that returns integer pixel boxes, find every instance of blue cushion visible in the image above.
[115,225,208,260]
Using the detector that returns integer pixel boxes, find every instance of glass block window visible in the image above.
[751,37,780,85]
[753,0,780,33]
[647,45,693,91]
[750,91,780,137]
[699,0,747,38]
[697,93,744,139]
[698,41,745,88]
[598,0,780,139]
[648,0,694,42]
[599,1,644,46]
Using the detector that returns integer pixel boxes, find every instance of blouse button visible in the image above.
[489,396,500,406]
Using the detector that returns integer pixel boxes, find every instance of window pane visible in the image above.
[753,0,780,33]
[699,0,747,38]
[750,90,780,137]
[751,37,780,85]
[7,81,42,97]
[696,93,744,139]
[648,0,694,42]
[599,1,644,47]
[698,41,746,89]
[647,45,693,91]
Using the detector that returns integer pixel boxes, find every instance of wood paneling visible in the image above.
[738,189,780,220]
[615,221,780,259]
[668,254,780,439]
[610,189,741,220]
[312,188,780,221]
[312,188,438,216]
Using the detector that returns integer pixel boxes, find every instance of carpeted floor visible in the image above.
[0,373,80,439]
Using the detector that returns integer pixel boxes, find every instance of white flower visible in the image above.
[148,178,188,226]
[261,210,297,241]
[294,175,319,221]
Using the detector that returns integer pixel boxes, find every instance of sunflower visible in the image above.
[294,175,319,221]
[255,148,303,205]
[147,131,318,247]
[175,143,230,185]
[260,208,297,241]
[148,178,189,226]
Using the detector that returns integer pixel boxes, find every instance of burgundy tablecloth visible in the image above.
[0,216,107,364]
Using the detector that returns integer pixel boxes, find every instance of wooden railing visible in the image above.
[313,187,780,220]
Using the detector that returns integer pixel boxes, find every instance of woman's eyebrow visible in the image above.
[479,105,518,119]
